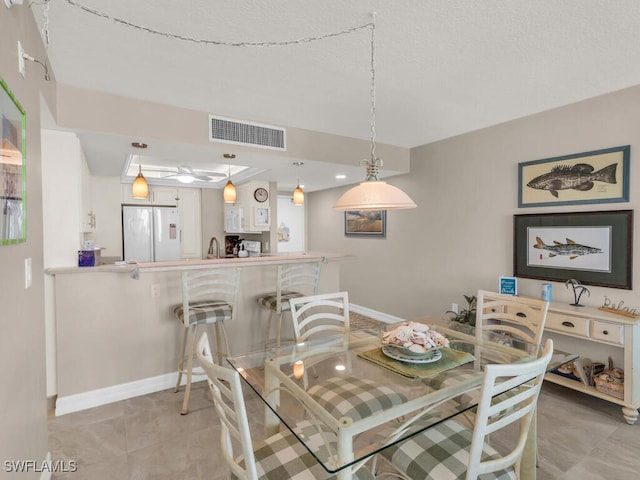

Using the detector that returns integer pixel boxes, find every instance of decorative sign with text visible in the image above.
[499,276,518,295]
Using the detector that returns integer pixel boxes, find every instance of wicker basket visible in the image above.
[594,357,624,399]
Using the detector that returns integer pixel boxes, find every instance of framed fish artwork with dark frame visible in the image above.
[513,210,633,290]
[518,145,630,208]
[344,210,386,237]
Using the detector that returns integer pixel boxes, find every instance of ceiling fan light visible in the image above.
[132,166,149,199]
[293,184,304,206]
[176,174,195,184]
[223,179,237,203]
[332,180,416,211]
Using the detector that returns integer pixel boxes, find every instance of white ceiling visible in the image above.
[30,0,640,192]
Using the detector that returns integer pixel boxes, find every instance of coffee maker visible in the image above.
[224,235,241,257]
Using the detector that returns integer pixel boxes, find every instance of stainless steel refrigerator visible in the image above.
[122,205,181,262]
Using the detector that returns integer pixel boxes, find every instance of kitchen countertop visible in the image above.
[45,252,348,275]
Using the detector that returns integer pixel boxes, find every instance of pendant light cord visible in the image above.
[363,13,382,182]
[44,0,373,49]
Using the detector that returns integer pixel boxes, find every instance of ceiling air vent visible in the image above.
[209,115,286,151]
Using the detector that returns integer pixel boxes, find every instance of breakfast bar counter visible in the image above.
[46,253,345,415]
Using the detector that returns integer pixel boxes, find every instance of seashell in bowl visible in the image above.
[385,343,440,358]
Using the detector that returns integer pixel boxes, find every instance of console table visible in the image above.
[542,302,640,424]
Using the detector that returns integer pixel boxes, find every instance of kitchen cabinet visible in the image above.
[121,185,179,205]
[224,181,271,233]
[177,188,201,259]
[542,302,640,424]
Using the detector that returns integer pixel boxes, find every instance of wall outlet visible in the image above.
[151,284,160,298]
[18,41,25,77]
[450,303,459,314]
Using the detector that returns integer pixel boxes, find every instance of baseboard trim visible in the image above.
[55,372,192,416]
[349,303,405,324]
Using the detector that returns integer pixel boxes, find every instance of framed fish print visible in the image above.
[513,210,632,289]
[518,145,629,208]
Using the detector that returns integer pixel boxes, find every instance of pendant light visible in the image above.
[223,153,237,203]
[333,14,416,211]
[292,162,304,206]
[131,142,149,199]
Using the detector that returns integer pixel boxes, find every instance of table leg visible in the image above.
[336,426,354,480]
[263,362,281,437]
[520,407,537,480]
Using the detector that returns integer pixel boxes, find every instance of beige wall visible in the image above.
[55,84,410,174]
[0,5,49,476]
[309,85,640,320]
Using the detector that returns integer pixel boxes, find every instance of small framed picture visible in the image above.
[499,276,517,295]
[344,210,386,237]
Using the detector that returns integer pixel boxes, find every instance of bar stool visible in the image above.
[256,262,322,350]
[173,268,240,415]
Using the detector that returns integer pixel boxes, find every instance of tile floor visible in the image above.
[49,379,640,479]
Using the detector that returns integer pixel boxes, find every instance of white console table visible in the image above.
[542,302,640,424]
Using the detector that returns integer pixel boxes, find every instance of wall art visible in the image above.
[0,77,26,245]
[513,210,632,289]
[518,145,629,208]
[344,210,386,237]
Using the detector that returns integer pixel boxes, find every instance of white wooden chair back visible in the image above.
[476,290,549,353]
[180,268,240,327]
[289,291,350,343]
[467,338,553,479]
[196,332,258,480]
[276,262,322,313]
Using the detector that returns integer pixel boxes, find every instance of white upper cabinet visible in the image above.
[121,185,179,205]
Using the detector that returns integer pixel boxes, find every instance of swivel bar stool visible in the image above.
[173,267,240,415]
[256,262,322,350]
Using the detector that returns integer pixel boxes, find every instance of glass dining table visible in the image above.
[227,318,576,480]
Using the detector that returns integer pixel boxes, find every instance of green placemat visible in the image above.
[358,347,475,379]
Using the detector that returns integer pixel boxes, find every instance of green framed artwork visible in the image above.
[514,210,633,289]
[0,77,26,245]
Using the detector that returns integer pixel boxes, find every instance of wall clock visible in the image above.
[254,187,269,203]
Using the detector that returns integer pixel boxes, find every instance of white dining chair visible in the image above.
[475,289,549,355]
[428,290,549,408]
[289,292,408,422]
[173,268,239,415]
[256,261,322,349]
[375,338,554,480]
[195,332,375,480]
[289,290,351,344]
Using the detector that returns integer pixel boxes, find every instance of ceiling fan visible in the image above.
[162,165,226,184]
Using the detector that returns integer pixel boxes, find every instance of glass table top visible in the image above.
[227,319,577,474]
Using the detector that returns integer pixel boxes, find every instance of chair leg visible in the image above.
[275,311,283,350]
[181,324,198,415]
[217,321,232,362]
[213,322,224,366]
[264,310,274,350]
[174,327,189,393]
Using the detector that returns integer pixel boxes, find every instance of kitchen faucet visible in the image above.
[207,237,220,259]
